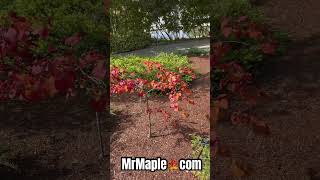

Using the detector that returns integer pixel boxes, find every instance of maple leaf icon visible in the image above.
[168,160,178,171]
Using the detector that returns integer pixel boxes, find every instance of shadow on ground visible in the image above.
[0,97,110,179]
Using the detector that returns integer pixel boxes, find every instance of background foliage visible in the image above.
[0,0,109,54]
[110,0,210,53]
[0,0,261,54]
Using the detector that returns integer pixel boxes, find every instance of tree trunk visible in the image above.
[210,16,214,65]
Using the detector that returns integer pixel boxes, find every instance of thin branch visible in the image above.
[146,95,152,138]
[221,40,250,46]
[78,66,107,89]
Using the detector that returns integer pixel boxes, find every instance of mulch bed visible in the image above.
[260,0,320,40]
[214,35,320,179]
[0,97,110,179]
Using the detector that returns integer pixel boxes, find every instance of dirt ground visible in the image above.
[214,1,320,178]
[110,57,210,179]
[259,0,320,40]
[214,37,320,179]
[0,98,110,180]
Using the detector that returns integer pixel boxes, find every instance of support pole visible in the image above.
[146,96,152,138]
[96,112,106,157]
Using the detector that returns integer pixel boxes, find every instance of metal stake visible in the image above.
[96,112,106,157]
[146,96,152,138]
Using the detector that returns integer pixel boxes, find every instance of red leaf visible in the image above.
[42,76,58,97]
[92,61,106,80]
[237,16,248,22]
[170,102,179,111]
[251,120,270,135]
[138,91,145,97]
[188,99,195,105]
[184,89,192,96]
[222,27,233,37]
[14,20,31,41]
[213,42,231,59]
[24,89,42,102]
[54,71,76,93]
[221,17,230,28]
[261,42,276,55]
[36,25,50,39]
[247,24,263,40]
[90,96,107,112]
[48,45,57,53]
[64,32,83,46]
[8,11,27,22]
[31,65,42,75]
[22,79,44,102]
[4,28,17,44]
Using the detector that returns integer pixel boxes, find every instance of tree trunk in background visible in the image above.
[103,0,110,179]
[104,0,110,14]
[209,14,215,180]
[104,0,110,69]
[209,16,214,67]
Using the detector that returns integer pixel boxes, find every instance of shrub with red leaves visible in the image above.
[0,12,107,112]
[212,16,279,144]
[110,62,196,115]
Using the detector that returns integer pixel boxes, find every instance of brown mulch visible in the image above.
[260,0,320,40]
[189,56,210,76]
[214,2,320,179]
[110,56,210,179]
[0,98,110,180]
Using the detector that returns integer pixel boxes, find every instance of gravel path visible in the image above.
[116,38,209,57]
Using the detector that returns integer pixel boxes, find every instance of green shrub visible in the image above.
[110,0,153,53]
[111,32,151,54]
[111,53,192,81]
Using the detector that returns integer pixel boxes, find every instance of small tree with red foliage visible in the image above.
[110,61,196,138]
